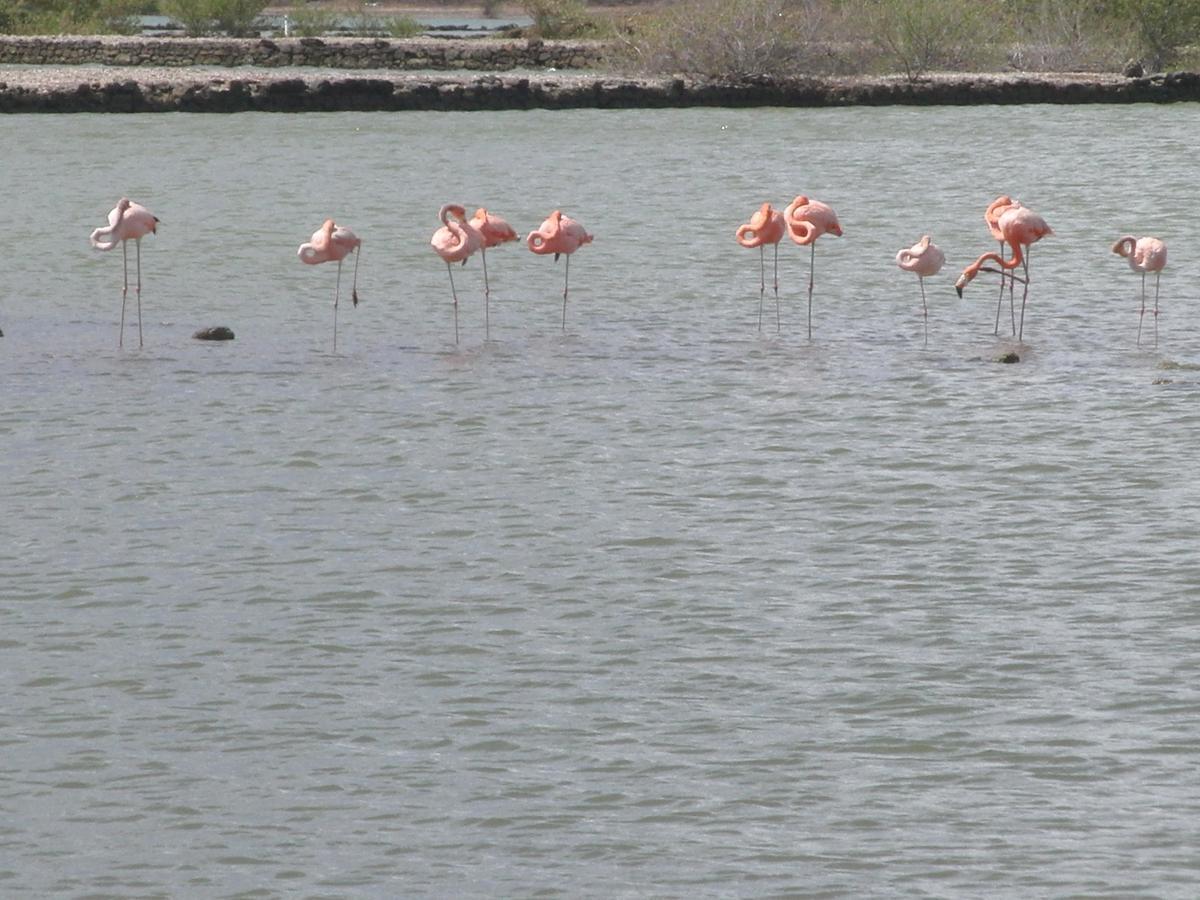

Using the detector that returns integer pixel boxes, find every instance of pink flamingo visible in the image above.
[784,195,843,339]
[984,195,1020,335]
[298,218,362,352]
[469,207,518,340]
[736,202,786,332]
[430,203,483,344]
[526,210,593,330]
[1112,235,1167,347]
[89,197,160,348]
[955,204,1052,342]
[895,235,945,346]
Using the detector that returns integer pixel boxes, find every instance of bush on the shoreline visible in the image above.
[0,0,142,34]
[522,0,612,39]
[161,0,266,35]
[617,0,1200,77]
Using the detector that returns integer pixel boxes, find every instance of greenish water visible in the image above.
[3,106,1200,897]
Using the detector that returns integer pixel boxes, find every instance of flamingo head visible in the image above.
[954,266,978,298]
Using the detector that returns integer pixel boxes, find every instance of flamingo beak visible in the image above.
[955,284,964,299]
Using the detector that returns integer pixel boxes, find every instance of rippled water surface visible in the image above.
[4,106,1200,897]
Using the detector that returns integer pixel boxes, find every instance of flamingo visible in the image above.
[298,218,362,353]
[955,204,1052,342]
[1112,235,1167,347]
[784,195,843,339]
[89,197,159,348]
[526,210,593,330]
[430,204,482,344]
[984,195,1021,335]
[468,207,518,340]
[736,202,786,333]
[895,235,945,346]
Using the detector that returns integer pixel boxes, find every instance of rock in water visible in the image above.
[194,326,235,341]
[996,352,1020,364]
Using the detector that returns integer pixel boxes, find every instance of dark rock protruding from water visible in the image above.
[194,326,235,341]
[997,352,1021,364]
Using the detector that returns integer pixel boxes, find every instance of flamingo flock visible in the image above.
[80,195,1169,354]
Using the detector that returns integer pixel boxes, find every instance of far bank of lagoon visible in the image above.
[2,36,1200,112]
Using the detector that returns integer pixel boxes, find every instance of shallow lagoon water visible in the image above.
[3,106,1200,897]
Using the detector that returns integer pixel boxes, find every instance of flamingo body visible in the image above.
[783,195,842,245]
[736,202,785,249]
[896,235,945,277]
[470,208,518,249]
[431,203,482,265]
[1112,235,1166,274]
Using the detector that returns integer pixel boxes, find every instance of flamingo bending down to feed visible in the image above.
[298,218,362,352]
[955,204,1052,342]
[469,207,518,340]
[895,235,945,346]
[784,195,843,339]
[736,202,786,333]
[1112,235,1167,348]
[984,195,1020,335]
[89,197,160,348]
[430,204,483,344]
[526,210,593,330]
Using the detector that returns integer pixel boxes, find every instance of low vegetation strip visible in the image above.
[2,68,1199,113]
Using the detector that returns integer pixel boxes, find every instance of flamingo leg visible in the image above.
[350,246,361,308]
[119,239,128,348]
[807,242,815,340]
[135,238,143,349]
[920,276,928,348]
[757,245,765,332]
[1137,270,1146,347]
[993,241,1005,336]
[1154,271,1161,349]
[562,253,570,332]
[1017,251,1030,343]
[481,247,491,341]
[333,258,342,353]
[446,260,459,345]
[773,242,781,334]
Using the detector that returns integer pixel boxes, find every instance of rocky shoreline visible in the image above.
[2,37,1199,112]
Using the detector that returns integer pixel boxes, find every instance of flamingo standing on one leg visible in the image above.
[90,197,160,348]
[469,207,518,341]
[736,202,786,333]
[896,235,945,347]
[430,204,482,344]
[526,210,593,331]
[298,218,362,353]
[1112,235,1167,348]
[783,195,843,340]
[984,195,1021,335]
[955,204,1052,342]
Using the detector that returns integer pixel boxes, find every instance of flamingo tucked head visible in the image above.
[896,235,945,278]
[470,208,519,249]
[784,195,842,246]
[431,204,481,264]
[736,202,785,249]
[527,210,592,259]
[1112,235,1166,274]
[984,196,1019,241]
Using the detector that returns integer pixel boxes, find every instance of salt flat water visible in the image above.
[3,104,1200,897]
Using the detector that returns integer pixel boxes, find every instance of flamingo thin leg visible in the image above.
[562,253,570,332]
[136,238,144,348]
[332,259,342,353]
[446,261,459,345]
[119,240,128,348]
[807,242,815,340]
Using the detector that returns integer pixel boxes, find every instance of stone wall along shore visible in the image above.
[0,35,604,71]
[3,68,1200,113]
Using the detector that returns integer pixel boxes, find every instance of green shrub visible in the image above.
[286,3,338,36]
[620,0,873,78]
[383,15,422,37]
[860,0,1003,80]
[0,0,141,32]
[522,0,608,39]
[162,0,267,35]
[1002,0,1126,72]
[1115,0,1200,70]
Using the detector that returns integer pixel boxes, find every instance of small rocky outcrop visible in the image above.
[194,325,235,340]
